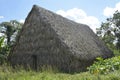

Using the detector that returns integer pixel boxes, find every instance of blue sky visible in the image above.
[0,0,120,32]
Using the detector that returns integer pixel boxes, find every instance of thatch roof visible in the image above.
[9,5,114,73]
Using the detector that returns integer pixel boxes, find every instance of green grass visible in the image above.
[0,65,120,80]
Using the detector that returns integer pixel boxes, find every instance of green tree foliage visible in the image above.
[0,20,23,64]
[97,11,120,50]
[0,20,23,46]
[0,37,10,64]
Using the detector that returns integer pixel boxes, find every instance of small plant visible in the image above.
[87,56,120,74]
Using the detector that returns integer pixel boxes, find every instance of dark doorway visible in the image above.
[32,55,37,71]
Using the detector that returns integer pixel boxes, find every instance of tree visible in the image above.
[112,11,120,50]
[0,20,23,46]
[0,20,23,64]
[96,11,120,50]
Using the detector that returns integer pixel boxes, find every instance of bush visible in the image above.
[87,56,120,74]
[0,37,10,64]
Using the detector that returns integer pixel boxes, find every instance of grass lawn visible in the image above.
[0,65,120,80]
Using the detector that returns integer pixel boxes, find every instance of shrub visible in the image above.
[0,37,10,64]
[87,56,120,74]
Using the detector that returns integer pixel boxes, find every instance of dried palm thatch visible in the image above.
[9,5,114,73]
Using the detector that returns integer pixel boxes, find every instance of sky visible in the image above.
[0,0,120,32]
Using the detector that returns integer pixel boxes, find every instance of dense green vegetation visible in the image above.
[0,20,23,65]
[0,20,23,46]
[0,37,10,64]
[88,56,120,74]
[96,11,120,51]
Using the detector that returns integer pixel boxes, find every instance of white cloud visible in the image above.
[0,16,4,19]
[103,2,120,17]
[19,19,25,23]
[56,8,100,32]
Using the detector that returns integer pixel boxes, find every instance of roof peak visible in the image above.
[33,5,39,8]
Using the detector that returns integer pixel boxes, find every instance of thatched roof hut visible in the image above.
[9,5,113,73]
